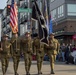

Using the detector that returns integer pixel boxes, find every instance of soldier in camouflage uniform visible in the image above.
[0,34,11,75]
[21,32,33,75]
[46,33,60,74]
[33,34,45,75]
[10,33,21,75]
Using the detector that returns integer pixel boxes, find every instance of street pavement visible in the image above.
[0,59,76,75]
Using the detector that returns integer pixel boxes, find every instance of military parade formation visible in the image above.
[0,0,60,75]
[0,32,60,75]
[1,0,76,75]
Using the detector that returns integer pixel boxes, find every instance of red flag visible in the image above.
[10,0,18,33]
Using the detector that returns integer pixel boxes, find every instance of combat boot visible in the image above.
[51,71,55,74]
[38,71,42,75]
[15,72,19,75]
[26,72,30,75]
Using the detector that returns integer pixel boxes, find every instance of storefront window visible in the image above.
[67,4,76,16]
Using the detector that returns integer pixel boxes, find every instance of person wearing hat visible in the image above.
[21,32,33,75]
[46,33,60,74]
[0,34,11,75]
[10,33,21,75]
[33,33,45,75]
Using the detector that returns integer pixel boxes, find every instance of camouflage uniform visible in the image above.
[21,32,33,75]
[10,34,21,75]
[46,33,60,74]
[0,34,11,75]
[33,36,45,74]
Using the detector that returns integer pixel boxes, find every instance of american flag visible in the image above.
[10,0,18,33]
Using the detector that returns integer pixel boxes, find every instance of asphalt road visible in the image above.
[0,59,76,75]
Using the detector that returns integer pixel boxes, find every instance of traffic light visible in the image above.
[7,5,11,16]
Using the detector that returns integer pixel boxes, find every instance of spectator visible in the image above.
[61,43,66,62]
[64,44,72,64]
[72,45,76,52]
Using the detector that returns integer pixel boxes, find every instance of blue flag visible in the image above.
[49,19,53,34]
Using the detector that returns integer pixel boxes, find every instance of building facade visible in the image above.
[0,9,3,41]
[1,0,32,38]
[1,0,46,38]
[49,0,76,45]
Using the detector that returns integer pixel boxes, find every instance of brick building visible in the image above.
[49,0,76,45]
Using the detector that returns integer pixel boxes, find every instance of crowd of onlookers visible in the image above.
[56,43,76,64]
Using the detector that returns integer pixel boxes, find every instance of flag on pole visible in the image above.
[43,0,49,34]
[10,0,18,33]
[49,16,53,34]
[32,0,48,45]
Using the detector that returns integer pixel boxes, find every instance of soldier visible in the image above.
[0,34,11,75]
[33,33,45,75]
[21,32,33,75]
[46,33,60,74]
[10,33,21,75]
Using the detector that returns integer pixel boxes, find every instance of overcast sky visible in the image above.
[0,0,7,9]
